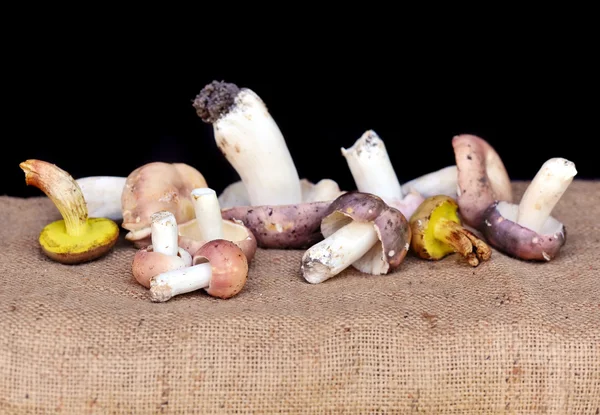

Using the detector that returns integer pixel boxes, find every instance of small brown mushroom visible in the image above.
[452,134,513,228]
[479,158,577,261]
[121,162,208,247]
[409,195,491,267]
[131,211,192,288]
[301,192,412,284]
[177,188,257,262]
[149,239,248,302]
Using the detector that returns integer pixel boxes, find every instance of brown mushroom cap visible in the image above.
[177,218,257,263]
[220,201,333,249]
[122,162,208,244]
[192,239,248,299]
[452,134,513,228]
[320,192,412,274]
[131,245,192,288]
[480,201,566,261]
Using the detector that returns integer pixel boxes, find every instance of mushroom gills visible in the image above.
[496,201,564,236]
[301,221,379,284]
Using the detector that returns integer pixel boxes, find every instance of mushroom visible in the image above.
[409,195,492,267]
[131,211,192,288]
[149,239,248,302]
[479,157,577,261]
[177,188,257,263]
[300,192,412,284]
[341,130,461,220]
[401,165,459,199]
[121,162,208,248]
[19,159,120,264]
[452,134,513,228]
[75,176,127,221]
[193,80,343,249]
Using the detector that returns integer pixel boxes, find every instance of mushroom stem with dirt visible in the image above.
[177,188,257,262]
[480,157,577,261]
[193,80,344,249]
[131,211,192,288]
[301,192,411,284]
[193,80,302,206]
[150,239,248,302]
[409,195,491,267]
[19,160,120,264]
[341,130,425,219]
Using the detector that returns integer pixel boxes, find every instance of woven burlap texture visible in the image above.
[1,181,599,414]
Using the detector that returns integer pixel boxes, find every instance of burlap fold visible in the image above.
[1,181,599,414]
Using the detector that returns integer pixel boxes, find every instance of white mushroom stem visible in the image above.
[150,211,179,256]
[213,89,302,206]
[76,176,126,221]
[301,221,378,284]
[191,188,224,240]
[149,262,212,302]
[401,165,458,198]
[516,157,577,233]
[341,130,404,202]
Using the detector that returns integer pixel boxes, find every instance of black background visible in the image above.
[3,29,597,199]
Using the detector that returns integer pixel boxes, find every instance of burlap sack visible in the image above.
[1,181,598,414]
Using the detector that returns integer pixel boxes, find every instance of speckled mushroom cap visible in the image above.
[320,192,412,274]
[121,162,208,246]
[480,201,566,261]
[220,201,333,249]
[131,245,192,288]
[452,134,513,228]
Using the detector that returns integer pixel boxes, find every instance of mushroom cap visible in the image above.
[122,162,208,242]
[480,201,566,261]
[192,239,248,299]
[409,195,461,260]
[221,201,333,249]
[177,218,257,263]
[131,245,192,288]
[39,218,119,264]
[320,192,412,274]
[452,134,513,228]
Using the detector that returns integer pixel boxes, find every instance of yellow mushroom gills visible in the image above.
[20,159,120,264]
[409,195,491,267]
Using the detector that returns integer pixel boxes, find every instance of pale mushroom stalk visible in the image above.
[341,130,404,202]
[516,158,577,233]
[193,81,302,206]
[150,262,212,302]
[150,211,180,257]
[301,221,379,284]
[401,165,458,198]
[191,188,224,240]
[75,176,126,221]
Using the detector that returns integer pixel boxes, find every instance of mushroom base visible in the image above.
[480,201,566,261]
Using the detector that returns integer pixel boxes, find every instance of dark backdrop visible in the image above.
[3,44,596,199]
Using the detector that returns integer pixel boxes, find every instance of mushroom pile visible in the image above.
[19,81,578,302]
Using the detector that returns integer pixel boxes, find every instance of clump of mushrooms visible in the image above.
[150,239,249,302]
[20,159,120,264]
[452,134,513,229]
[409,195,491,267]
[341,130,460,220]
[131,211,192,288]
[177,188,257,263]
[121,162,208,248]
[479,157,577,261]
[301,192,412,284]
[193,80,344,249]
